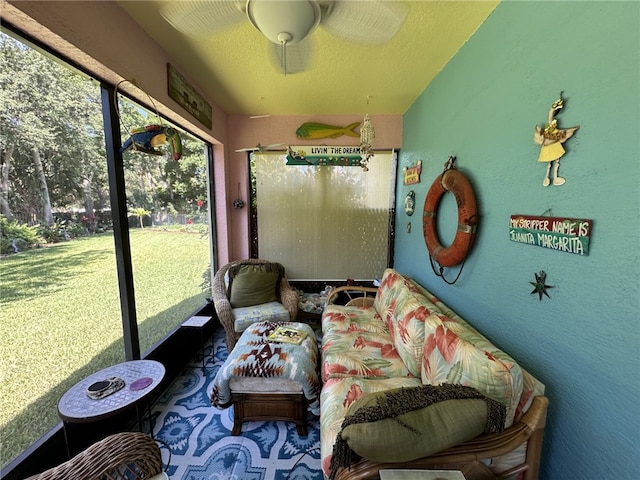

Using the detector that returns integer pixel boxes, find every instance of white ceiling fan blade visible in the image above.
[236,143,284,152]
[236,145,259,152]
[321,0,408,45]
[268,38,314,74]
[260,143,286,151]
[161,1,245,37]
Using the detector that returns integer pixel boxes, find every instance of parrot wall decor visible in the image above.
[533,92,579,186]
[119,124,182,160]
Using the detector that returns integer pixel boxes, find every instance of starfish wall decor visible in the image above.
[530,271,554,300]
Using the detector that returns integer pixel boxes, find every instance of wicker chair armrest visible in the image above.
[279,277,299,321]
[325,286,379,306]
[212,261,237,350]
[25,432,162,480]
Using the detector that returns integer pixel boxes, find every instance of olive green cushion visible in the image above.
[340,386,489,463]
[229,264,280,308]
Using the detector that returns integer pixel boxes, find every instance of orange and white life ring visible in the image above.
[423,165,478,268]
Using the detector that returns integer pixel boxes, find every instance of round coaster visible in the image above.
[130,377,153,391]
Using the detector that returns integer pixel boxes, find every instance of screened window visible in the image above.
[0,32,123,466]
[251,152,395,279]
[117,96,212,353]
[0,30,214,467]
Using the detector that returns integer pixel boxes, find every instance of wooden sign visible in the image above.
[403,160,422,185]
[167,63,212,129]
[509,214,593,255]
[286,146,363,166]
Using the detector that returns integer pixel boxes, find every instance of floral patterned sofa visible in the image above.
[320,268,548,480]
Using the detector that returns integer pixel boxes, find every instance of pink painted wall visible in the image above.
[3,1,403,265]
[3,1,228,142]
[226,115,403,260]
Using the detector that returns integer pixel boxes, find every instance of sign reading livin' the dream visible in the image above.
[509,215,593,255]
[286,146,363,166]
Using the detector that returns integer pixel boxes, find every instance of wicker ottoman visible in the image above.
[230,383,308,436]
[210,321,320,436]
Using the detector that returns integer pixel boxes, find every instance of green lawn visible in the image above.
[0,229,210,467]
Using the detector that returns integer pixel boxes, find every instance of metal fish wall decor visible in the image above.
[295,122,360,140]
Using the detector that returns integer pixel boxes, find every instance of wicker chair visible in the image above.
[213,259,298,351]
[25,432,164,480]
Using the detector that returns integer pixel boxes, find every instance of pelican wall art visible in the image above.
[533,93,580,186]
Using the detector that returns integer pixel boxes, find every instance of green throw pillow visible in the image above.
[331,384,506,472]
[229,264,280,308]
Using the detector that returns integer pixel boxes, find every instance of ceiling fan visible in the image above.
[161,1,407,74]
[235,143,285,152]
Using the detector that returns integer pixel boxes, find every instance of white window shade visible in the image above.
[253,152,395,280]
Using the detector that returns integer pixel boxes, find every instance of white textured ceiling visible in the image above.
[118,1,498,116]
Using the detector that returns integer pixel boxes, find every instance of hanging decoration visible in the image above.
[509,214,593,255]
[359,113,375,171]
[533,92,579,186]
[115,79,182,160]
[233,183,245,209]
[404,191,415,216]
[293,101,374,171]
[403,160,422,185]
[530,271,553,300]
[120,125,182,161]
[423,156,479,284]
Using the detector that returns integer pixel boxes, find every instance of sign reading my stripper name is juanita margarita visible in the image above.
[509,215,593,256]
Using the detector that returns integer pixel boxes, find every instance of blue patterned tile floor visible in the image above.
[150,328,323,479]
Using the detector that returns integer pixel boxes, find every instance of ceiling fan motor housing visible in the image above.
[246,0,322,45]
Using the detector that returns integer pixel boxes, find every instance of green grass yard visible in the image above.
[0,229,210,467]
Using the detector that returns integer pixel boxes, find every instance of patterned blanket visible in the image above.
[210,321,321,415]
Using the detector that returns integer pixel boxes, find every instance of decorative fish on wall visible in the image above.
[296,122,360,140]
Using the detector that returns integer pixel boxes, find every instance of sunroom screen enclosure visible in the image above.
[0,30,215,468]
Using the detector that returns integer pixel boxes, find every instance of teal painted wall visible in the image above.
[396,2,639,479]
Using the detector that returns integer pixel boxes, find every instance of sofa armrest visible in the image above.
[325,286,379,307]
[334,395,548,480]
